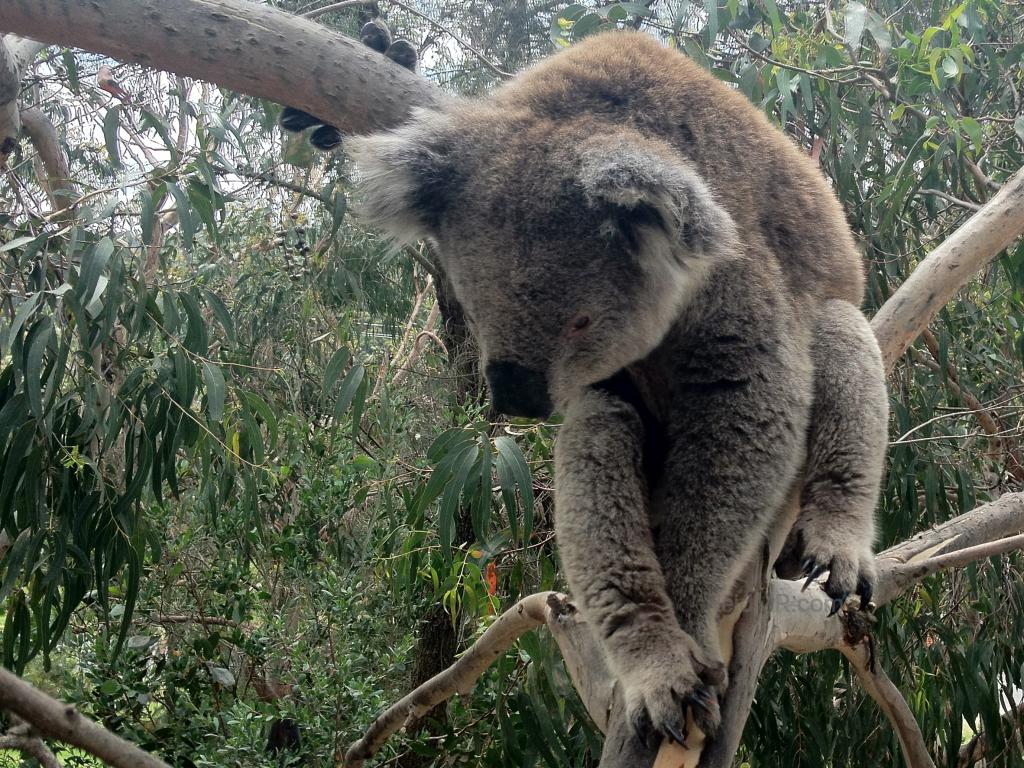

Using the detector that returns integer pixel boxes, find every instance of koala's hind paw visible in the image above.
[622,637,725,749]
[780,529,875,614]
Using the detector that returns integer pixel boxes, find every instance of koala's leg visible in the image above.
[653,333,811,686]
[775,299,888,613]
[555,388,726,751]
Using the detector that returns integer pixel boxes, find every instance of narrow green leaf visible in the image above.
[61,51,80,92]
[495,436,521,544]
[202,361,226,422]
[23,319,53,424]
[704,0,720,42]
[333,364,365,421]
[844,1,867,54]
[329,191,348,237]
[178,291,209,354]
[761,0,783,33]
[863,8,891,58]
[245,393,277,453]
[439,444,480,556]
[103,106,122,168]
[349,371,369,445]
[0,235,39,254]
[139,187,156,245]
[201,289,236,345]
[76,237,113,308]
[3,293,39,356]
[322,347,351,398]
[166,181,195,250]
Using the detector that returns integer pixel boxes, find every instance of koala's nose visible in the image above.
[485,361,553,419]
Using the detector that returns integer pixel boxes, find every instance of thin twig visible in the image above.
[301,0,376,19]
[384,0,512,78]
[916,188,982,211]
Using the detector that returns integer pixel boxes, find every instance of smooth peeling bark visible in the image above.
[0,0,446,137]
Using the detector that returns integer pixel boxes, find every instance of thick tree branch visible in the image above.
[0,34,46,160]
[0,733,62,768]
[19,107,74,213]
[0,0,445,138]
[0,667,170,768]
[872,166,1024,372]
[874,491,1024,605]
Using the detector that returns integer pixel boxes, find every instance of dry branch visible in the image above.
[841,643,937,768]
[19,108,74,213]
[0,0,444,138]
[345,592,552,766]
[0,667,170,768]
[872,166,1024,372]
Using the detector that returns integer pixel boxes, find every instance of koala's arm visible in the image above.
[776,299,888,610]
[555,387,724,744]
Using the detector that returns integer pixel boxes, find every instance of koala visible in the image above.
[280,20,417,150]
[348,31,888,764]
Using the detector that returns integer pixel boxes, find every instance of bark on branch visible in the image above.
[347,494,1024,767]
[19,107,74,213]
[872,166,1024,372]
[0,0,444,138]
[0,34,46,160]
[0,667,170,768]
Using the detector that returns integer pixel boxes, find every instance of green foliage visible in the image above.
[1,0,1023,766]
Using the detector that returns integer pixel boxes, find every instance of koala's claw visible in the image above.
[801,559,828,591]
[628,685,721,750]
[664,721,687,747]
[781,527,876,613]
[856,574,874,610]
[622,637,724,750]
[684,686,722,735]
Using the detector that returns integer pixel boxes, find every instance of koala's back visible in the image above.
[488,32,864,305]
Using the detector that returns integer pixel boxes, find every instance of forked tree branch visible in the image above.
[346,593,551,765]
[347,493,1024,766]
[0,667,171,768]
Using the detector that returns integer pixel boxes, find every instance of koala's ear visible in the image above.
[578,141,737,259]
[348,112,459,244]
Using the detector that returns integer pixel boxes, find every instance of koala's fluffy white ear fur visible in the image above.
[578,138,738,261]
[348,109,456,245]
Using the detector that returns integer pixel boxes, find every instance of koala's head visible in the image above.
[350,108,737,418]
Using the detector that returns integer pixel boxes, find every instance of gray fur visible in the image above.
[350,31,888,764]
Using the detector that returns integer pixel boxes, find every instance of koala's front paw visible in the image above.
[622,634,726,748]
[778,527,875,615]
